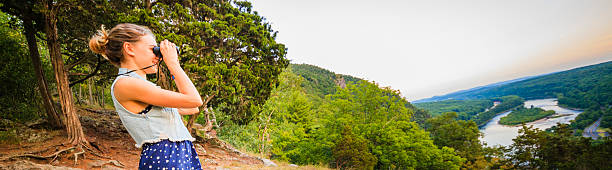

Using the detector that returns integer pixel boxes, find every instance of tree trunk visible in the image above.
[260,109,274,157]
[187,94,215,134]
[88,76,94,105]
[100,84,105,108]
[22,7,63,128]
[78,83,82,105]
[157,65,173,90]
[43,0,88,146]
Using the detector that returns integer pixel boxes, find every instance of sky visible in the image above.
[249,0,612,101]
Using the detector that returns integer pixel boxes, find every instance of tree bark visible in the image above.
[43,0,88,146]
[187,94,215,134]
[22,7,63,128]
[157,65,173,90]
[260,109,274,157]
[100,84,105,108]
[88,77,94,105]
[78,83,82,105]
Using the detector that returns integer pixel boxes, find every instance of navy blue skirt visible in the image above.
[139,139,202,170]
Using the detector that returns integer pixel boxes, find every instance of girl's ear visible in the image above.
[123,42,136,57]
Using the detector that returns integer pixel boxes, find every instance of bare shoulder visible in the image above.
[112,76,203,108]
[113,76,156,101]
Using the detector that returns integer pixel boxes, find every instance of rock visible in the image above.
[108,160,124,168]
[87,159,108,168]
[204,158,218,166]
[0,160,80,170]
[261,158,277,167]
[101,164,124,170]
[195,144,206,155]
[87,159,124,169]
[289,164,298,167]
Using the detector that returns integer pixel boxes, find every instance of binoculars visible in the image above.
[153,46,180,58]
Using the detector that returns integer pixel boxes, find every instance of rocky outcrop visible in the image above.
[334,75,346,89]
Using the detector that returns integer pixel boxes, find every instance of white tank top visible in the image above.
[110,68,195,148]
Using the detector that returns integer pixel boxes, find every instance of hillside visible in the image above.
[414,61,611,103]
[289,63,363,99]
[413,75,543,103]
[289,63,431,125]
[414,60,612,130]
[413,99,493,118]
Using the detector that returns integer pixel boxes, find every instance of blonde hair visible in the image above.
[88,23,154,67]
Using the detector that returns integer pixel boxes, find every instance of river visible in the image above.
[480,98,583,147]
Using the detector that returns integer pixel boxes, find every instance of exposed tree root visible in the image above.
[0,146,75,162]
[0,142,120,167]
[72,147,85,166]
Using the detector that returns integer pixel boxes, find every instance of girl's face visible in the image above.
[127,34,159,74]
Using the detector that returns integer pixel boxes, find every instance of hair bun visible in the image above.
[88,25,109,56]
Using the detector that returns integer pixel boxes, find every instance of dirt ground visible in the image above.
[0,107,301,170]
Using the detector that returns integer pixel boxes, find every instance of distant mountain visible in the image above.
[413,60,612,103]
[413,75,543,103]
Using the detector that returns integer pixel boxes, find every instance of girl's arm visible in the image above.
[114,40,203,109]
[178,107,199,115]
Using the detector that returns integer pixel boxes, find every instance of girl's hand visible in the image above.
[160,39,179,67]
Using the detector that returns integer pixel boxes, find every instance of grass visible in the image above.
[0,128,20,144]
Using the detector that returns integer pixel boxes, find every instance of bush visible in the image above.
[0,12,45,123]
[332,125,377,170]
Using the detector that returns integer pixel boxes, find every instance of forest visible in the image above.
[413,99,493,119]
[415,96,525,127]
[0,0,611,169]
[471,95,524,126]
[416,61,612,131]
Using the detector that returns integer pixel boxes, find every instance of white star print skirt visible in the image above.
[139,139,202,170]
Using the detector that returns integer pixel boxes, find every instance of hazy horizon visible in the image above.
[250,0,612,101]
[290,59,611,101]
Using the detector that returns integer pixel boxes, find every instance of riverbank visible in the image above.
[475,95,525,127]
[477,105,523,128]
[480,98,583,146]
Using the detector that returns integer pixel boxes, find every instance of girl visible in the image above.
[89,23,203,170]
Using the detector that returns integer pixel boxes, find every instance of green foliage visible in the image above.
[312,80,463,169]
[408,106,431,127]
[0,128,19,144]
[472,95,524,126]
[418,61,612,130]
[499,107,555,125]
[43,0,291,124]
[414,96,524,126]
[555,62,612,130]
[332,125,377,170]
[504,124,612,169]
[141,1,291,125]
[290,63,362,101]
[414,99,493,119]
[216,67,313,155]
[419,61,612,102]
[0,11,44,122]
[425,112,488,169]
[571,107,612,129]
[217,67,464,169]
